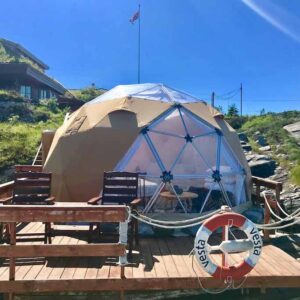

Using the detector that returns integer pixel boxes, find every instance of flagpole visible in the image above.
[138,4,141,83]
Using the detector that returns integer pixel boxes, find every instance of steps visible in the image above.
[32,144,43,166]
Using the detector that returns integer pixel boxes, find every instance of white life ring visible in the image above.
[194,212,262,280]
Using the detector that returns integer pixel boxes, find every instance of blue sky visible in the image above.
[1,0,300,114]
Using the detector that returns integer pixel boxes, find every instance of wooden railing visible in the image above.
[252,176,283,203]
[0,165,43,199]
[252,176,283,240]
[0,205,129,286]
[0,181,14,199]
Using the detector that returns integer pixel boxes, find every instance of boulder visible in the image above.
[256,154,272,161]
[283,121,300,142]
[242,207,264,224]
[249,159,276,178]
[242,144,252,152]
[255,135,268,147]
[259,145,271,151]
[238,132,249,142]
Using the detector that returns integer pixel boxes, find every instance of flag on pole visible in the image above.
[129,10,140,24]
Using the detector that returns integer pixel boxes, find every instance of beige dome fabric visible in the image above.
[43,84,251,203]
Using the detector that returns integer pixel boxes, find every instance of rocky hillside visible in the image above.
[234,111,300,212]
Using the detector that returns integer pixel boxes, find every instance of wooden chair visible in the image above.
[88,172,141,255]
[0,168,55,244]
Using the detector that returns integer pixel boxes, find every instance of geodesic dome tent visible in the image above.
[44,83,251,213]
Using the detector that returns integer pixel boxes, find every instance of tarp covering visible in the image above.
[44,83,251,213]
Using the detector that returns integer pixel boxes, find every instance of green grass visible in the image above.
[291,165,300,185]
[70,86,105,102]
[0,108,65,183]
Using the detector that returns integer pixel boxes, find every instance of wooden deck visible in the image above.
[0,222,300,294]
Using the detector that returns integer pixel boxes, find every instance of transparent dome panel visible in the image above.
[219,138,243,173]
[117,135,161,176]
[172,142,212,176]
[148,131,186,171]
[149,108,186,137]
[180,109,215,137]
[193,134,218,171]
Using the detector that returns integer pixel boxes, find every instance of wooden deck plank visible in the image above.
[1,222,300,294]
[148,238,168,278]
[132,243,145,279]
[180,237,207,277]
[156,238,178,277]
[1,274,300,293]
[266,245,300,274]
[96,257,110,279]
[72,236,89,279]
[139,238,156,278]
[35,235,65,280]
[166,238,192,277]
[59,236,81,280]
[258,246,294,276]
[85,257,102,279]
[47,234,72,280]
[0,222,43,281]
[16,222,45,280]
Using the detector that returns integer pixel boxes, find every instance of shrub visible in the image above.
[291,165,300,185]
[72,86,104,102]
[39,98,59,113]
[0,102,32,122]
[226,116,248,130]
[0,90,25,102]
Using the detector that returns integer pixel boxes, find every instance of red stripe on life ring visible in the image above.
[212,260,253,280]
[203,213,246,232]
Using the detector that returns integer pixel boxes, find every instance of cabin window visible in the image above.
[49,91,56,99]
[40,89,47,99]
[20,85,32,99]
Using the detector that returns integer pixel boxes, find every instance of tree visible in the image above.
[227,104,239,117]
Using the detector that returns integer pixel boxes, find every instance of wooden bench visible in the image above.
[0,204,129,299]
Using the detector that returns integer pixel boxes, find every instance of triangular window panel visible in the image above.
[193,134,218,171]
[148,132,186,171]
[116,135,161,176]
[149,108,186,137]
[180,109,215,137]
[172,142,212,176]
[219,139,243,174]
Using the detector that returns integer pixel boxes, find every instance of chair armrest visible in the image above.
[45,196,55,205]
[129,198,142,208]
[87,196,102,205]
[0,196,13,204]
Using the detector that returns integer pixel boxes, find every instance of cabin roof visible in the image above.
[0,38,49,70]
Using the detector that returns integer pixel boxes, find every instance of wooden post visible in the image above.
[263,197,271,241]
[256,183,261,205]
[121,265,125,279]
[9,222,16,300]
[275,185,281,203]
[9,222,16,280]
